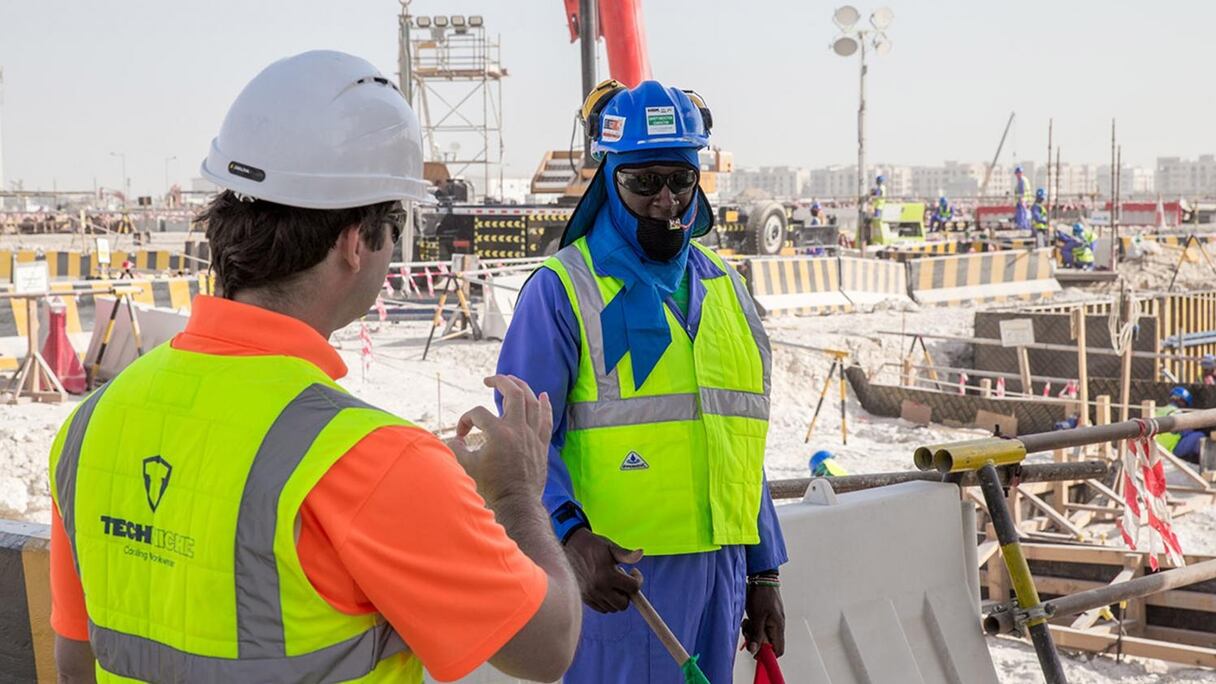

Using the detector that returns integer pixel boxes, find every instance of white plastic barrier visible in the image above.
[82,297,188,382]
[732,480,998,683]
[445,480,998,684]
[479,273,530,342]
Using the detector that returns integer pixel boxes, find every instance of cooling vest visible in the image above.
[543,238,771,555]
[49,345,421,683]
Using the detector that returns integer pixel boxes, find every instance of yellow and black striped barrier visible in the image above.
[1119,233,1216,259]
[838,257,912,308]
[0,275,214,340]
[745,256,853,315]
[906,248,1060,307]
[0,249,206,282]
[0,519,55,682]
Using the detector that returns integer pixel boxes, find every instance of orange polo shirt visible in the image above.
[49,296,547,681]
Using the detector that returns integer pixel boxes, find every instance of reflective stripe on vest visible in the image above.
[55,382,407,683]
[552,245,772,428]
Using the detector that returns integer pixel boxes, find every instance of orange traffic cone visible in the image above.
[42,299,87,394]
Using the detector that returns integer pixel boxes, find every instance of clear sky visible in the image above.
[1,0,1213,196]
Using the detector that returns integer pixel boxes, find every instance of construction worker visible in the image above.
[496,79,787,683]
[1070,222,1096,270]
[1013,165,1030,230]
[869,173,887,243]
[930,196,953,232]
[1158,387,1203,463]
[809,450,849,477]
[809,200,824,226]
[1031,188,1051,248]
[1203,355,1216,385]
[48,51,581,683]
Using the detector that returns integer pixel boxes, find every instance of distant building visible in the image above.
[721,166,808,199]
[1155,155,1216,196]
[804,164,909,199]
[1097,165,1155,198]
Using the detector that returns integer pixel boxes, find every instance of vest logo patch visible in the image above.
[620,451,649,471]
[142,455,172,512]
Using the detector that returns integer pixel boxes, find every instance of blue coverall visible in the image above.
[496,248,788,683]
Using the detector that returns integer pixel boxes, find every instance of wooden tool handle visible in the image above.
[630,586,690,666]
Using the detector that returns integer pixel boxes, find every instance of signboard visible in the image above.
[13,260,50,295]
[999,318,1035,348]
[96,237,112,265]
[1088,211,1111,226]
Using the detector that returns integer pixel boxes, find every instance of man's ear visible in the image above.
[334,224,363,271]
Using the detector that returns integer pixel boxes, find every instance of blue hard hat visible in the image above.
[1171,386,1194,407]
[939,196,948,205]
[1015,165,1024,174]
[876,174,885,183]
[1035,188,1046,200]
[1073,223,1085,237]
[1203,354,1216,370]
[809,450,833,472]
[591,81,710,155]
[811,201,821,210]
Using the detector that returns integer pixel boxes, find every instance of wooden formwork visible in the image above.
[979,542,1216,667]
[1029,291,1216,383]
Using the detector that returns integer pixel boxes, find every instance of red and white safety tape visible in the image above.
[1115,419,1186,570]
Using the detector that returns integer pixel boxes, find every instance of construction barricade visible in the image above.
[0,249,205,283]
[746,256,852,316]
[907,248,1059,307]
[0,275,212,343]
[837,256,913,310]
[0,519,54,682]
[731,481,999,683]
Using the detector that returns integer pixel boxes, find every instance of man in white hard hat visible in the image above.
[48,51,580,683]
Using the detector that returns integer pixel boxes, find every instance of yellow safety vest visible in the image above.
[49,345,422,683]
[543,238,771,555]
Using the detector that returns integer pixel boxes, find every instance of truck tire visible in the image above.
[745,201,787,256]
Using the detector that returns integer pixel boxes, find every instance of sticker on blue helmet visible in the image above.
[602,115,626,142]
[645,106,676,135]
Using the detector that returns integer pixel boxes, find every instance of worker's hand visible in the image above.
[742,585,785,657]
[564,527,643,613]
[451,375,552,506]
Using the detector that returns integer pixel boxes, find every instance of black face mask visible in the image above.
[636,216,686,262]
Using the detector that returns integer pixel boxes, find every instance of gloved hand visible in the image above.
[564,527,644,613]
[742,584,786,657]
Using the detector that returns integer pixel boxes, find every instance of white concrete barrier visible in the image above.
[731,480,999,683]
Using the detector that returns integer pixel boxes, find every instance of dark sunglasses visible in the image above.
[615,168,699,197]
[383,210,409,244]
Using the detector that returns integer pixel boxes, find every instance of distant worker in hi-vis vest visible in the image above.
[1031,188,1051,248]
[495,79,788,683]
[1013,165,1031,230]
[48,51,581,683]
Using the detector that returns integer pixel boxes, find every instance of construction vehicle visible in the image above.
[858,201,927,246]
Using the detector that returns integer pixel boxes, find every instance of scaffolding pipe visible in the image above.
[977,463,1068,683]
[767,460,1108,500]
[1018,408,1216,454]
[1049,558,1216,618]
[985,558,1216,636]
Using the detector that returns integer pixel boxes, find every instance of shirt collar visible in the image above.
[174,295,348,380]
[688,246,726,280]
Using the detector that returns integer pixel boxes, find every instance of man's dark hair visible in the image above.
[199,191,394,299]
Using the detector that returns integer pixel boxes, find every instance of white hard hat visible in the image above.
[200,50,429,209]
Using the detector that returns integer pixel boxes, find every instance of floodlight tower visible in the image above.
[398,5,504,199]
[831,6,892,248]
